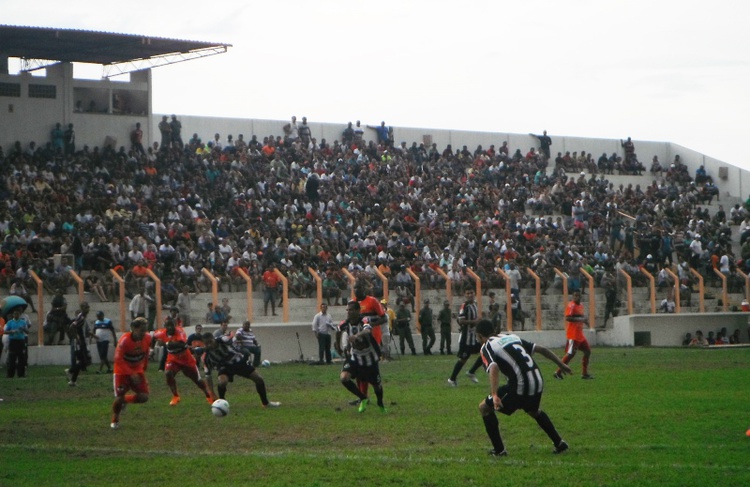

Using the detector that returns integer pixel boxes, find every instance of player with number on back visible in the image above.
[110,317,152,430]
[475,320,571,456]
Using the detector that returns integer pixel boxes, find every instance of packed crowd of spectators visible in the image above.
[0,117,746,314]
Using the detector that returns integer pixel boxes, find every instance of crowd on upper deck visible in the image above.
[0,115,746,310]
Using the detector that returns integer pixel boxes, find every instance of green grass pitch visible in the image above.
[1,346,749,486]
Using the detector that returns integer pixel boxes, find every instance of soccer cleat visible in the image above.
[264,401,281,408]
[349,398,362,406]
[581,374,595,380]
[358,398,370,413]
[488,449,508,457]
[110,422,120,430]
[466,372,479,384]
[447,379,457,387]
[68,381,76,387]
[553,371,564,380]
[553,440,569,454]
[169,395,181,406]
[206,395,216,405]
[379,405,389,414]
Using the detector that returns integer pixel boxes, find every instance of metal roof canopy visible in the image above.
[0,25,230,77]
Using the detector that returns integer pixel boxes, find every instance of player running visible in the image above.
[555,291,594,379]
[448,289,484,386]
[153,318,214,406]
[110,317,152,430]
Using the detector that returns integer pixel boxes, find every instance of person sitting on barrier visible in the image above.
[233,320,262,367]
[689,330,708,347]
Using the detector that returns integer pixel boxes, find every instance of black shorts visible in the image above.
[485,384,542,416]
[218,361,256,381]
[457,342,481,360]
[342,359,381,387]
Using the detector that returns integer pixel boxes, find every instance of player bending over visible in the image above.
[200,332,280,408]
[475,320,571,456]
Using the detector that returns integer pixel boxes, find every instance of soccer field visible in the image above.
[1,346,749,487]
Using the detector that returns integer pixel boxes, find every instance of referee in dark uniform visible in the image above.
[475,320,571,456]
[447,289,484,386]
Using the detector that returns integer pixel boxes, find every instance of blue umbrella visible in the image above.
[1,295,28,318]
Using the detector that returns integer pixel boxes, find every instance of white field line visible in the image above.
[1,442,749,472]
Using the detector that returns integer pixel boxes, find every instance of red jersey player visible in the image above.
[152,318,214,406]
[111,317,152,429]
[554,291,594,380]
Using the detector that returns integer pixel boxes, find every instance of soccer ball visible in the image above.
[261,359,271,367]
[211,399,230,417]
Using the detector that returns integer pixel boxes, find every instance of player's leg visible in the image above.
[555,339,578,379]
[579,339,593,378]
[183,363,213,403]
[468,353,483,374]
[368,367,387,412]
[216,373,229,399]
[479,396,506,455]
[529,408,568,453]
[164,363,180,405]
[111,376,128,428]
[525,390,566,452]
[341,365,367,401]
[449,352,468,385]
[245,366,278,407]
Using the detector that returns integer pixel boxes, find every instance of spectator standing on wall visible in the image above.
[170,114,183,148]
[530,130,552,160]
[298,117,312,146]
[369,121,391,146]
[63,123,75,156]
[51,122,64,153]
[158,116,172,151]
[130,122,145,155]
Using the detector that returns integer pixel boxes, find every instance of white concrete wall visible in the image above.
[599,312,749,347]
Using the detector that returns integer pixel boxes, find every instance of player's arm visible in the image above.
[487,363,502,410]
[366,314,386,327]
[533,344,572,375]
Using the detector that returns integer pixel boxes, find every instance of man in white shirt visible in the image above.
[312,304,336,364]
